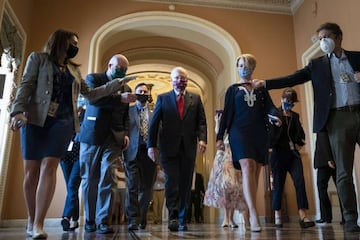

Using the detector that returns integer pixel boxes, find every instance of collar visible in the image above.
[174,89,186,96]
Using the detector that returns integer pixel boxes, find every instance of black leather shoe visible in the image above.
[344,222,360,232]
[299,217,315,228]
[178,224,188,231]
[61,218,70,231]
[84,221,96,232]
[128,223,139,231]
[139,223,146,230]
[316,219,331,224]
[168,219,179,232]
[97,224,114,234]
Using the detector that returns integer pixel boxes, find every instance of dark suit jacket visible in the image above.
[148,90,207,160]
[314,131,333,169]
[78,72,130,146]
[124,104,153,161]
[266,50,360,133]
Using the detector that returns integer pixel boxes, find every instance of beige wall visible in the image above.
[2,0,359,222]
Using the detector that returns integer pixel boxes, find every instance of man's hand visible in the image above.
[121,92,137,103]
[148,147,159,162]
[328,160,336,169]
[252,79,265,89]
[198,140,207,153]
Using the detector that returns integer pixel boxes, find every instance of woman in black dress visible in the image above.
[216,54,280,232]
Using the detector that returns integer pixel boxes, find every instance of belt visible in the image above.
[333,104,360,112]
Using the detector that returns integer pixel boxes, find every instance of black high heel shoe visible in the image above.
[61,217,71,231]
[299,217,315,228]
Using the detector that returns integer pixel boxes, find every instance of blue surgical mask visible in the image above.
[237,67,253,79]
[282,101,294,112]
[111,68,127,79]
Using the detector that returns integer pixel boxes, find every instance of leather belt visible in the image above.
[333,104,360,112]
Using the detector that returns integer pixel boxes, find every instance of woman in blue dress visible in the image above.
[216,54,281,232]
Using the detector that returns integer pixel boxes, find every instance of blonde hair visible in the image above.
[236,53,257,69]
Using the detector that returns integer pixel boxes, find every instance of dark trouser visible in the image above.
[317,166,345,222]
[187,190,202,223]
[270,149,309,211]
[60,159,81,221]
[327,110,360,223]
[161,141,195,225]
[124,145,156,225]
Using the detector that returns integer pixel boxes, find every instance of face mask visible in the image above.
[173,80,187,91]
[136,94,149,103]
[111,68,127,79]
[282,101,294,112]
[66,44,79,59]
[320,38,335,54]
[238,67,253,79]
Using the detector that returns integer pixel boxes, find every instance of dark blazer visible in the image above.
[265,50,360,133]
[124,104,153,161]
[268,107,305,149]
[314,131,333,169]
[78,72,130,146]
[148,90,207,160]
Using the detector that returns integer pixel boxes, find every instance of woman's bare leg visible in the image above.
[23,160,41,233]
[240,158,262,231]
[33,157,60,232]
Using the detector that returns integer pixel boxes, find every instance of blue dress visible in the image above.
[217,84,278,169]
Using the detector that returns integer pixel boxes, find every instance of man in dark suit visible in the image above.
[147,66,207,232]
[187,171,205,223]
[254,22,360,232]
[124,83,157,230]
[78,54,137,234]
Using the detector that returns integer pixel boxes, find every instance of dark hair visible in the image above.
[43,29,79,64]
[316,22,343,37]
[135,82,148,90]
[282,88,298,102]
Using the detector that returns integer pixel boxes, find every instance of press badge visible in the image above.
[339,72,351,83]
[67,141,74,151]
[48,101,59,117]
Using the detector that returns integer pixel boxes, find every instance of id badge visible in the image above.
[340,72,351,83]
[48,101,59,117]
[289,141,294,150]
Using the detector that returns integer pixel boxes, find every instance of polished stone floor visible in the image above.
[1,222,360,240]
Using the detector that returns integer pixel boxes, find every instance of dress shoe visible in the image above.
[178,224,188,231]
[250,226,262,232]
[70,221,79,231]
[61,217,71,231]
[230,223,238,228]
[128,223,139,231]
[97,224,114,234]
[84,221,97,233]
[299,217,315,228]
[32,229,48,239]
[139,223,146,230]
[315,219,331,224]
[344,222,360,232]
[168,219,179,232]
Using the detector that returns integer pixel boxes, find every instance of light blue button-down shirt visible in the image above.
[329,51,360,108]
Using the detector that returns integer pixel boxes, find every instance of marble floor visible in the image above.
[1,222,360,240]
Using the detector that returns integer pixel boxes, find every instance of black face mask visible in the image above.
[66,44,79,59]
[136,94,149,103]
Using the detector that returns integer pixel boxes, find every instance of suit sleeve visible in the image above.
[147,95,162,148]
[265,65,312,90]
[197,96,207,143]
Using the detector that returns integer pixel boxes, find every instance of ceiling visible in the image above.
[135,0,304,15]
